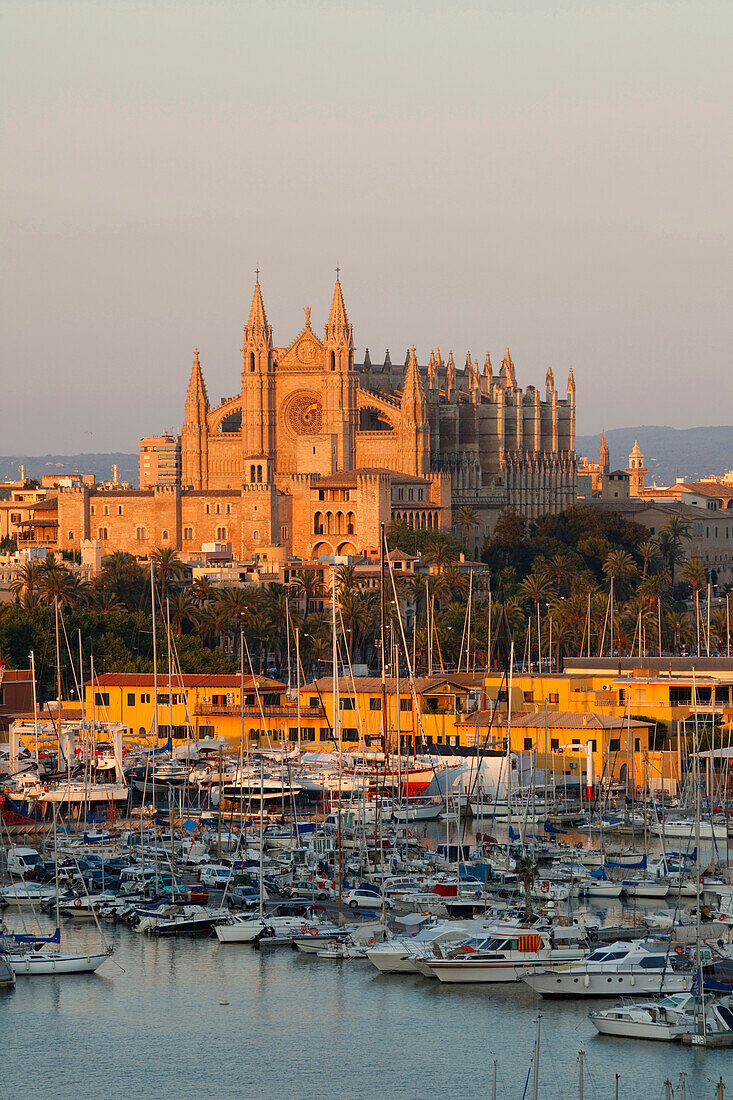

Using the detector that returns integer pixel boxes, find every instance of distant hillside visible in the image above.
[0,453,138,485]
[4,429,733,493]
[575,426,733,486]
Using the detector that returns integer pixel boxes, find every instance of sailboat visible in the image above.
[2,611,112,976]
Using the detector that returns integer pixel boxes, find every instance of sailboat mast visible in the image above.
[332,566,343,918]
[380,522,388,754]
[531,1014,541,1100]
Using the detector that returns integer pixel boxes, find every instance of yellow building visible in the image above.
[483,658,733,740]
[85,672,483,753]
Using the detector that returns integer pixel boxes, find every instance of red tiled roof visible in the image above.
[87,673,285,689]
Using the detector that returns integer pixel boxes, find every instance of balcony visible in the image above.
[194,704,325,718]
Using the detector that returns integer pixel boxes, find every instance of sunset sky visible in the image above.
[3,0,731,452]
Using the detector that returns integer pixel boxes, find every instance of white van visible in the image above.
[6,847,43,877]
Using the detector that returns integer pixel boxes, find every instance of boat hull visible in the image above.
[9,951,109,975]
[523,970,692,997]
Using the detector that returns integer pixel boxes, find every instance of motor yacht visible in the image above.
[521,939,693,997]
[423,925,587,984]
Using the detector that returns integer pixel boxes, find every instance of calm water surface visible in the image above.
[1,912,730,1100]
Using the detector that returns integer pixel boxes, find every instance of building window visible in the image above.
[548,692,559,704]
[103,504,109,516]
[524,737,533,750]
[127,693,135,707]
[250,352,255,372]
[339,698,354,710]
[369,698,382,710]
[68,531,74,540]
[343,727,358,742]
[634,738,640,751]
[609,738,621,752]
[141,693,151,703]
[98,527,108,540]
[330,351,336,371]
[226,504,231,514]
[400,698,411,711]
[309,697,319,707]
[162,529,169,540]
[183,527,193,540]
[90,506,96,516]
[94,692,110,706]
[205,504,210,515]
[253,530,259,539]
[118,505,123,516]
[281,526,288,539]
[523,691,534,703]
[136,527,147,540]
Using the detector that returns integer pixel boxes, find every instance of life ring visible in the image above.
[308,926,319,936]
[74,898,82,908]
[719,914,726,921]
[407,830,413,838]
[674,944,685,956]
[540,881,550,894]
[699,875,705,884]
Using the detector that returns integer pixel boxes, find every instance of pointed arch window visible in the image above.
[250,352,255,373]
[330,351,336,372]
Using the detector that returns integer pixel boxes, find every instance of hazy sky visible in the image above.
[2,0,731,455]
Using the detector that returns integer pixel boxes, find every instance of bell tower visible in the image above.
[241,275,276,463]
[181,349,209,489]
[322,273,357,469]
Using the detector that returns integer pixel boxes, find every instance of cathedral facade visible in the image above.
[180,277,576,558]
[48,277,576,563]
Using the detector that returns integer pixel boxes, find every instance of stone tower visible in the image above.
[241,277,276,463]
[181,349,209,489]
[599,429,610,475]
[626,440,647,497]
[322,276,357,470]
[398,346,429,476]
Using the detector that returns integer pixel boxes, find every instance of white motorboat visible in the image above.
[366,919,489,974]
[590,992,733,1042]
[215,912,340,944]
[424,925,586,984]
[521,939,692,997]
[7,948,111,975]
[589,996,690,1041]
[391,798,443,822]
[0,884,58,909]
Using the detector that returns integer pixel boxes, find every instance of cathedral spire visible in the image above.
[599,429,610,474]
[545,366,555,392]
[401,345,426,419]
[567,366,576,395]
[484,352,492,376]
[324,276,353,350]
[185,348,209,416]
[244,278,273,349]
[446,350,455,398]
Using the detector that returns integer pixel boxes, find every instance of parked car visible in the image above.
[200,864,231,888]
[228,885,262,910]
[343,889,393,911]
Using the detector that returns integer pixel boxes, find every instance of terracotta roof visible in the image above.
[306,674,482,694]
[87,673,285,690]
[315,468,430,488]
[509,711,649,730]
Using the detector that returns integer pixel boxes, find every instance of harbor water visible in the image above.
[1,912,730,1100]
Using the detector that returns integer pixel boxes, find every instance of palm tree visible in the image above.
[514,851,539,922]
[682,558,707,657]
[292,570,326,617]
[10,561,43,603]
[637,539,659,580]
[190,575,215,608]
[660,515,691,588]
[169,590,197,635]
[665,608,691,656]
[152,547,186,606]
[37,562,78,608]
[545,552,573,595]
[426,537,459,573]
[456,505,479,556]
[602,549,637,596]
